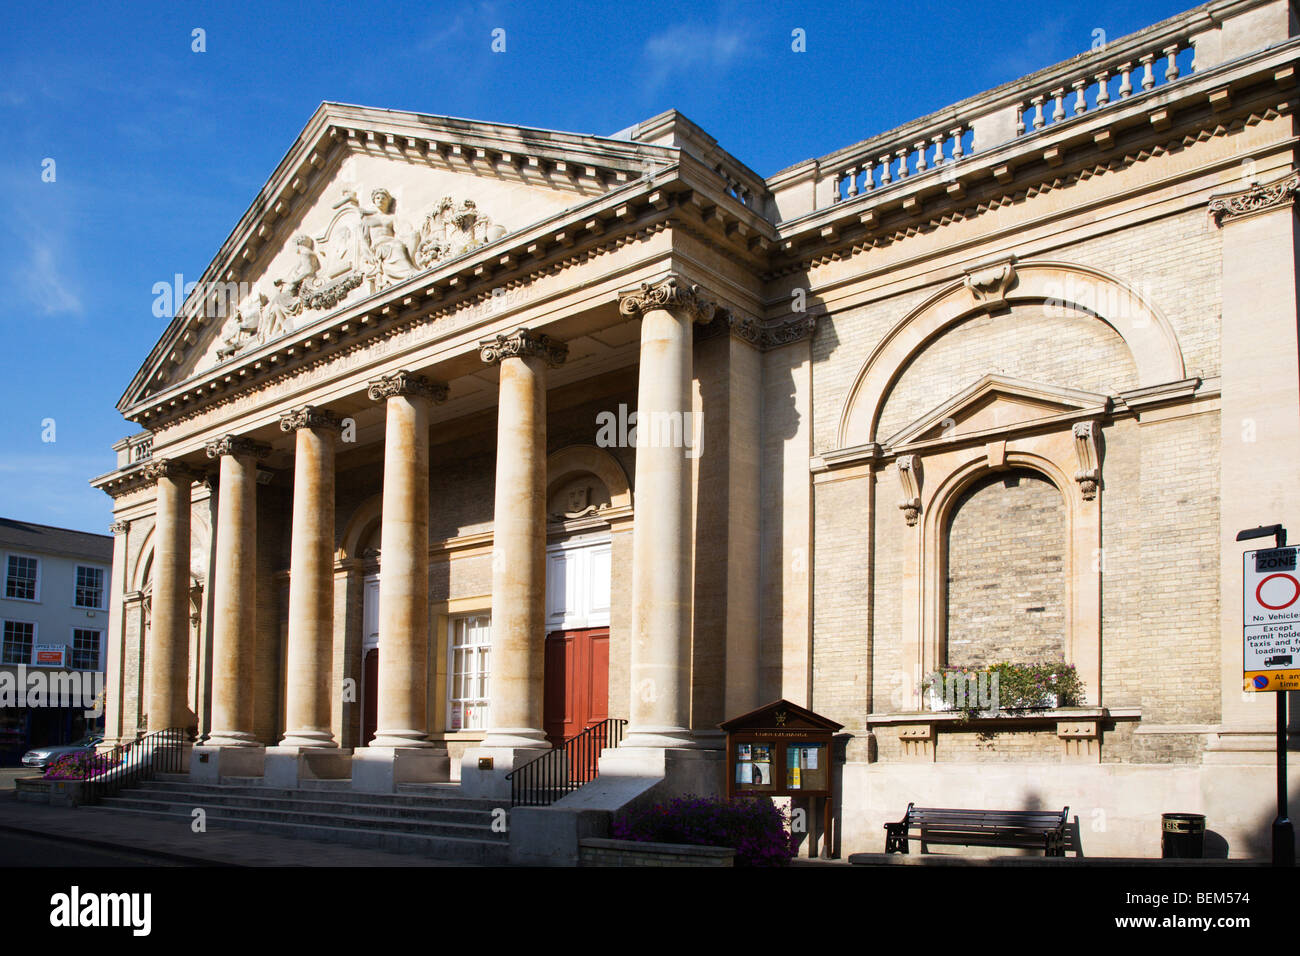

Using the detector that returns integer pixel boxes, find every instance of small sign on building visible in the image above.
[31,644,67,667]
[1243,547,1300,692]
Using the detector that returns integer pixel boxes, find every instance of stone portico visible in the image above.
[95,0,1300,861]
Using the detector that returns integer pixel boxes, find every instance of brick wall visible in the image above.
[876,304,1137,441]
[946,469,1066,668]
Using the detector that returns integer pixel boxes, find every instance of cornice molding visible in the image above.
[366,369,449,403]
[478,328,568,366]
[130,220,672,429]
[1208,169,1300,225]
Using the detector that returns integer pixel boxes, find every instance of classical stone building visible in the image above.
[94,0,1300,859]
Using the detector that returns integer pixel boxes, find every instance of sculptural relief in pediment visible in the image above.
[209,185,506,366]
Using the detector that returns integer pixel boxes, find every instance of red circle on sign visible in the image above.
[1256,573,1300,610]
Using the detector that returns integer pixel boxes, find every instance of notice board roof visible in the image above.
[719,699,844,734]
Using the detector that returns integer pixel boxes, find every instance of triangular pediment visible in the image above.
[121,103,677,411]
[885,374,1112,448]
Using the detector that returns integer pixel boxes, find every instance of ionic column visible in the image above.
[366,371,448,748]
[204,435,269,747]
[279,407,343,748]
[479,329,568,748]
[144,460,196,733]
[618,276,716,747]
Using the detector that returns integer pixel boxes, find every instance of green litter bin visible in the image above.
[1161,813,1205,858]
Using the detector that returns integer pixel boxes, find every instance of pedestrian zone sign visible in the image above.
[1243,547,1300,692]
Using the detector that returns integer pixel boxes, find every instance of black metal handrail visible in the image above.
[506,718,627,807]
[80,727,188,804]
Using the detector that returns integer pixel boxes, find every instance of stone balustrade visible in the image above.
[831,123,973,203]
[1014,37,1194,137]
[800,0,1278,217]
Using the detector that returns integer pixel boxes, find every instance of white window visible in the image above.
[71,628,102,670]
[2,621,35,665]
[447,614,491,732]
[5,555,39,602]
[74,565,106,610]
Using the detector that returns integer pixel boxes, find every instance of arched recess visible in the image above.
[130,512,211,592]
[338,494,383,561]
[546,444,632,513]
[837,261,1186,449]
[895,438,1100,710]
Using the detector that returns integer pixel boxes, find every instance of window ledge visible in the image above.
[866,705,1138,727]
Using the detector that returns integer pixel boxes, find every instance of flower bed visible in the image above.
[43,750,121,781]
[612,794,797,867]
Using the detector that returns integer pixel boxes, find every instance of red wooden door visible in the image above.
[361,648,378,747]
[544,628,610,779]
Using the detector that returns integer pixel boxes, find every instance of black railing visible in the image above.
[506,718,627,807]
[80,727,187,805]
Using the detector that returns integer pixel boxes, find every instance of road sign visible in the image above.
[1243,547,1300,692]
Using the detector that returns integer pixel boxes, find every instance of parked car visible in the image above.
[21,735,103,771]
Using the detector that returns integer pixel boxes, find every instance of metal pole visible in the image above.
[1276,691,1294,866]
[1273,526,1294,866]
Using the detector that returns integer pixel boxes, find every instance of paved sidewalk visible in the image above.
[0,793,479,867]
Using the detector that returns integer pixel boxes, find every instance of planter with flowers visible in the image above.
[921,661,1084,720]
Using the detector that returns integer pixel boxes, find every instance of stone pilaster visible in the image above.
[478,330,566,758]
[618,276,716,748]
[143,460,197,733]
[278,407,342,749]
[1208,170,1300,758]
[102,519,130,747]
[203,435,269,750]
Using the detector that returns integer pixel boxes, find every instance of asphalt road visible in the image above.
[0,831,182,867]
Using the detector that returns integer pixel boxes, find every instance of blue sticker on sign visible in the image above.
[1253,675,1269,689]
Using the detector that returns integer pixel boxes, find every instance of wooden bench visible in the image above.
[884,803,1069,856]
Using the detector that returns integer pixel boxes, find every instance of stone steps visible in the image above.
[91,776,510,865]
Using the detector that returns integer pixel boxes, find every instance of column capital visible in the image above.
[109,519,130,535]
[479,328,568,367]
[279,405,343,433]
[366,370,449,403]
[1209,169,1300,226]
[143,458,201,483]
[205,435,271,460]
[618,275,717,325]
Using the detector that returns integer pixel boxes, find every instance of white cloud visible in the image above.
[641,22,748,93]
[22,238,84,316]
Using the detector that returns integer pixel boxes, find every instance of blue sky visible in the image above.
[0,0,1192,534]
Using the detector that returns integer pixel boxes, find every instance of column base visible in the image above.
[459,746,550,800]
[190,744,266,784]
[351,746,450,793]
[276,730,338,749]
[264,746,354,787]
[203,730,261,748]
[368,729,435,749]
